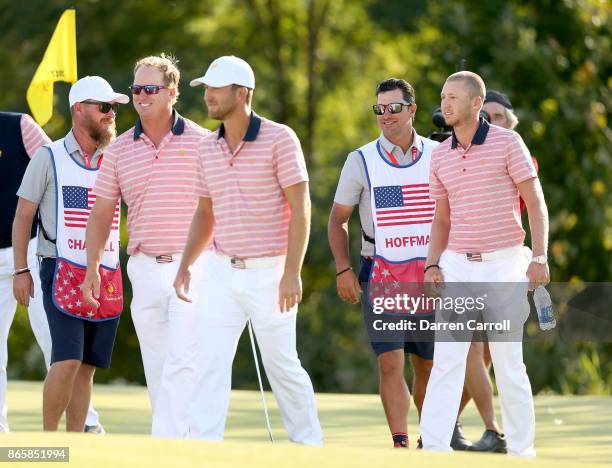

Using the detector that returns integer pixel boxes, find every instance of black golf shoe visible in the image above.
[450,421,472,450]
[467,429,508,453]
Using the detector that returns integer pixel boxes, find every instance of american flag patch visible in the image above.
[62,186,119,230]
[373,184,434,227]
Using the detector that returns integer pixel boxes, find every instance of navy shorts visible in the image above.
[359,257,434,360]
[40,258,120,368]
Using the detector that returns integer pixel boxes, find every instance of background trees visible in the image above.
[2,0,610,393]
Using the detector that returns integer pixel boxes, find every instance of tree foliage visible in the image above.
[2,0,610,394]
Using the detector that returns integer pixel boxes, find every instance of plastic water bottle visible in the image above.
[533,285,556,330]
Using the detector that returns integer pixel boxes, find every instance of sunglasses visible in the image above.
[372,102,411,115]
[129,84,169,95]
[82,101,119,114]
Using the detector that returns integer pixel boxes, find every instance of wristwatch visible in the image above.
[531,255,547,265]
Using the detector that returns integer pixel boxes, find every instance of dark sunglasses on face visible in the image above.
[372,102,411,115]
[129,84,169,95]
[82,101,119,114]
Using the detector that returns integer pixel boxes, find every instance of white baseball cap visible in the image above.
[190,56,255,89]
[68,76,129,107]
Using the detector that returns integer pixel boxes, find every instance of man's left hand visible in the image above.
[279,273,302,313]
[526,262,550,291]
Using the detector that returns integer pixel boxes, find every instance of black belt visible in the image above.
[361,228,375,245]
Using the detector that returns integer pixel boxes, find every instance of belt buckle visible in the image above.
[230,257,246,269]
[156,254,173,264]
[466,253,482,262]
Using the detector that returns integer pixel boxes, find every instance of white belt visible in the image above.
[136,252,182,264]
[215,252,285,269]
[461,245,523,262]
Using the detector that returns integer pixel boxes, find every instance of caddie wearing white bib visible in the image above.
[13,76,128,432]
[329,79,438,449]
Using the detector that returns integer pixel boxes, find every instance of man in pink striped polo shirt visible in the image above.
[82,54,211,438]
[419,71,549,457]
[174,56,323,445]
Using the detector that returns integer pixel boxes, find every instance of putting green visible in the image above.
[3,381,610,467]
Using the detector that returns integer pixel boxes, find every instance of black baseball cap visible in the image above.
[485,90,513,110]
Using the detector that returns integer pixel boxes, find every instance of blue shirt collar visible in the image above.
[450,117,490,149]
[217,112,262,142]
[133,109,185,141]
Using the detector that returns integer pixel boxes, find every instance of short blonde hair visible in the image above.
[134,53,180,103]
[446,71,486,99]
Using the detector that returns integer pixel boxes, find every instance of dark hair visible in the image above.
[376,78,415,104]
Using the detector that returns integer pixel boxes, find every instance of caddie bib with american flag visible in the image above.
[47,139,122,321]
[357,135,438,315]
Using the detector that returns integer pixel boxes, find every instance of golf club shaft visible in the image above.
[247,319,274,442]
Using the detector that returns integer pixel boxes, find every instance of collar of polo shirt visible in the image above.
[450,117,490,149]
[133,109,185,141]
[217,112,262,142]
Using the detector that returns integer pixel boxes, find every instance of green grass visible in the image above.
[3,381,611,467]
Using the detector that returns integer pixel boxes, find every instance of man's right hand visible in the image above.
[174,266,192,303]
[82,267,101,308]
[424,266,445,297]
[13,272,34,307]
[336,269,362,304]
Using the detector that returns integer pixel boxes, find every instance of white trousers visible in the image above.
[127,251,208,438]
[0,239,99,431]
[420,246,536,457]
[190,252,323,446]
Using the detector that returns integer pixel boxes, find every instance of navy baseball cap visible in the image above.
[485,90,513,110]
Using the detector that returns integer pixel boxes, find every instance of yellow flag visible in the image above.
[27,9,77,126]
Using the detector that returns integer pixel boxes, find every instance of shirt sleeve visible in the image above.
[274,126,309,188]
[92,146,121,200]
[428,149,448,200]
[20,114,51,158]
[507,132,537,184]
[333,151,366,207]
[16,146,52,203]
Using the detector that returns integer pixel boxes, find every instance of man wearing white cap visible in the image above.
[12,76,128,431]
[0,111,104,433]
[175,56,323,445]
[82,54,211,438]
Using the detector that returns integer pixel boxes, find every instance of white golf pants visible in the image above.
[190,252,323,446]
[127,251,209,438]
[420,245,536,457]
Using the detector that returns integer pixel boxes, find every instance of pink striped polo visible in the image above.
[429,121,537,253]
[93,112,210,255]
[20,114,51,157]
[196,113,308,258]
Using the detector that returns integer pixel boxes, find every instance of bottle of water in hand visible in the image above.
[534,285,556,330]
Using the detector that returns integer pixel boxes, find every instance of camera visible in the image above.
[429,108,491,142]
